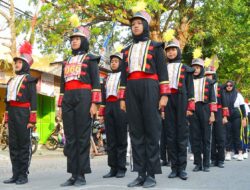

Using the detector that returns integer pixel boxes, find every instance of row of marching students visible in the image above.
[3,9,249,189]
[48,9,248,188]
[160,47,250,173]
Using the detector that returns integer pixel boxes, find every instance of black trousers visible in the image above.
[160,120,168,163]
[126,79,162,175]
[225,111,242,152]
[8,106,32,178]
[211,109,226,163]
[164,93,189,172]
[189,102,211,167]
[62,89,92,175]
[105,101,127,171]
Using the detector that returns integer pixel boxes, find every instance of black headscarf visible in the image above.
[166,47,182,63]
[15,59,30,75]
[131,19,149,43]
[224,80,238,109]
[193,65,205,79]
[70,36,89,55]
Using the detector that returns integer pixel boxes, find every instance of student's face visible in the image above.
[226,82,234,92]
[15,59,23,71]
[166,47,178,60]
[110,57,120,70]
[71,36,81,50]
[131,18,144,36]
[193,65,202,76]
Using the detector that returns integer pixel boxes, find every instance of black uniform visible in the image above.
[59,50,101,178]
[5,63,37,182]
[119,37,170,178]
[163,49,195,175]
[99,69,127,176]
[211,83,229,165]
[189,66,217,170]
[224,81,246,154]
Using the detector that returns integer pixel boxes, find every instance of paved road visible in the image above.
[0,148,250,190]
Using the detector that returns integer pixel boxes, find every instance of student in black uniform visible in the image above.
[205,66,229,168]
[189,58,217,172]
[163,40,195,180]
[58,26,101,187]
[99,52,128,178]
[119,10,170,188]
[3,41,37,185]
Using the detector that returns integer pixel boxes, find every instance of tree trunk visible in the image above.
[177,16,191,51]
[150,17,162,42]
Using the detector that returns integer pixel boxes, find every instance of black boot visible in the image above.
[15,175,28,185]
[116,170,126,178]
[60,175,76,187]
[74,175,86,187]
[193,165,202,172]
[127,174,145,187]
[203,167,210,172]
[217,161,224,168]
[143,175,156,188]
[168,170,178,178]
[178,170,188,180]
[3,176,18,184]
[103,169,117,178]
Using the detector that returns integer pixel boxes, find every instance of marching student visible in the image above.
[119,10,170,188]
[224,81,247,161]
[205,66,229,168]
[189,58,217,172]
[99,52,128,178]
[163,39,195,180]
[58,25,101,187]
[3,41,37,185]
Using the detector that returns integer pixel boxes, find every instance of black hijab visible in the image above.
[166,47,182,63]
[131,19,149,43]
[15,59,30,75]
[224,80,238,109]
[70,36,89,56]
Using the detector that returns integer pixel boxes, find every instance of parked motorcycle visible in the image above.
[31,127,39,154]
[45,122,64,150]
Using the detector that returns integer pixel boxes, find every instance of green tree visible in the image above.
[31,0,200,54]
[183,0,249,97]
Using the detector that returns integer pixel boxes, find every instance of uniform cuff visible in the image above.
[222,107,230,117]
[187,100,195,111]
[118,87,126,100]
[29,111,37,124]
[98,105,106,116]
[159,82,170,95]
[92,89,102,103]
[209,103,217,112]
[58,94,64,107]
